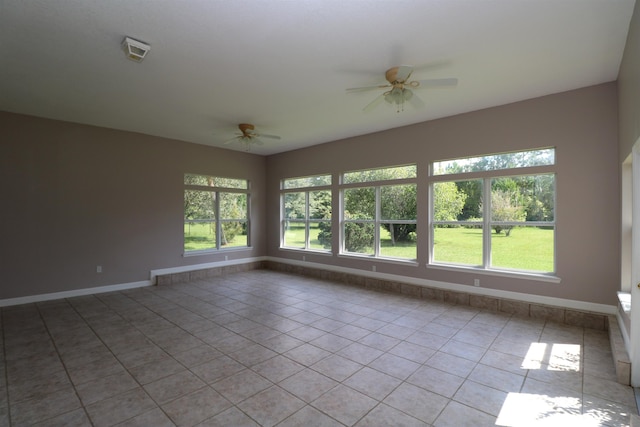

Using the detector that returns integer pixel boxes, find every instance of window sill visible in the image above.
[427,263,561,283]
[279,247,333,256]
[337,253,420,268]
[183,246,252,257]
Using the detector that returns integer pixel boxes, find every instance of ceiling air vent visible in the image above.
[122,37,150,62]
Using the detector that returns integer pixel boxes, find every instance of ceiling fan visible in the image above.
[224,123,281,150]
[346,65,458,113]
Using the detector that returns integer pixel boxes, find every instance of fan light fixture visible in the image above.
[122,37,150,62]
[384,87,413,112]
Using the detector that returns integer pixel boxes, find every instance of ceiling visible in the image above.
[0,0,635,156]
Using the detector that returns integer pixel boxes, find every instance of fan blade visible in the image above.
[254,139,264,146]
[415,78,458,88]
[224,136,240,145]
[396,65,413,82]
[346,84,392,93]
[255,133,281,140]
[363,93,386,113]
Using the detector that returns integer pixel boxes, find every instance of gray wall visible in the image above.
[0,112,267,299]
[267,83,620,305]
[619,0,640,161]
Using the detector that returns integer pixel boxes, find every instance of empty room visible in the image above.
[2,0,640,426]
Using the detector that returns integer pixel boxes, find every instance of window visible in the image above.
[341,165,417,261]
[184,174,249,253]
[430,148,556,274]
[281,174,332,252]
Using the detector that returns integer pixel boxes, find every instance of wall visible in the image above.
[267,83,620,306]
[0,112,267,299]
[619,0,640,161]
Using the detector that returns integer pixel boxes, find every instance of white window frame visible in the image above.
[340,165,417,262]
[429,149,557,277]
[281,174,332,252]
[184,174,250,255]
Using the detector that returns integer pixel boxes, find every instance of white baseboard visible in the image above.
[0,280,152,307]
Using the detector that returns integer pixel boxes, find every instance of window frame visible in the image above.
[184,174,250,255]
[429,150,557,278]
[280,174,332,253]
[340,165,418,263]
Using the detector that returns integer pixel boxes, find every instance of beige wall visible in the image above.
[267,83,620,305]
[619,0,640,160]
[0,112,267,299]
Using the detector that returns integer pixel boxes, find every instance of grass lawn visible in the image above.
[284,223,553,272]
[184,222,247,251]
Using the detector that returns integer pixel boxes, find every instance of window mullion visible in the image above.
[375,186,381,257]
[215,191,221,249]
[305,191,310,249]
[483,178,491,269]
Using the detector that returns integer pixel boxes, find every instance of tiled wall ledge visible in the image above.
[265,261,609,332]
[155,261,266,286]
[608,314,631,385]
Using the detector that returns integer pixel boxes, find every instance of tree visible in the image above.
[433,182,467,221]
[491,188,526,236]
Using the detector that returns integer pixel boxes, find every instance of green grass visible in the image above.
[184,222,247,251]
[434,226,554,272]
[284,223,554,272]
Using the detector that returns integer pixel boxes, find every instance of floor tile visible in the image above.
[434,401,497,427]
[277,405,344,427]
[212,369,273,403]
[237,385,305,427]
[383,382,449,424]
[279,368,339,403]
[311,384,377,426]
[311,354,363,382]
[343,366,402,400]
[162,386,232,426]
[144,370,206,405]
[354,403,430,426]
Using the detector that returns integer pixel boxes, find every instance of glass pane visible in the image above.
[185,174,247,189]
[309,221,331,251]
[310,190,331,220]
[433,181,478,221]
[344,222,375,255]
[220,221,248,247]
[433,148,555,175]
[491,226,554,272]
[344,187,375,219]
[284,174,331,189]
[381,185,416,220]
[285,192,306,220]
[344,165,416,184]
[491,175,554,223]
[184,190,215,220]
[184,221,216,251]
[380,224,416,259]
[283,221,305,248]
[432,224,483,266]
[220,193,247,220]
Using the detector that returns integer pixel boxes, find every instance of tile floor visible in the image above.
[1,270,638,426]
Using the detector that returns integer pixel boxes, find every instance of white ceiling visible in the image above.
[0,0,635,155]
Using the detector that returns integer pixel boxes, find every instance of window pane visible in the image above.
[185,174,247,189]
[344,222,375,255]
[221,220,247,247]
[433,181,475,221]
[184,221,216,251]
[433,148,555,175]
[432,224,483,266]
[344,165,416,184]
[284,174,331,189]
[344,187,375,219]
[284,192,305,220]
[491,175,555,223]
[491,226,554,272]
[380,224,416,259]
[309,221,331,251]
[381,185,416,220]
[220,193,247,220]
[310,190,331,220]
[185,190,215,220]
[283,221,305,248]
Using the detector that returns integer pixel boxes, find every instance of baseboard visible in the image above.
[150,256,268,283]
[0,280,152,307]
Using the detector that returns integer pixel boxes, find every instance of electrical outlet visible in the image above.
[96,265,102,273]
[372,265,376,272]
[303,255,306,262]
[474,278,480,287]
[225,255,228,261]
